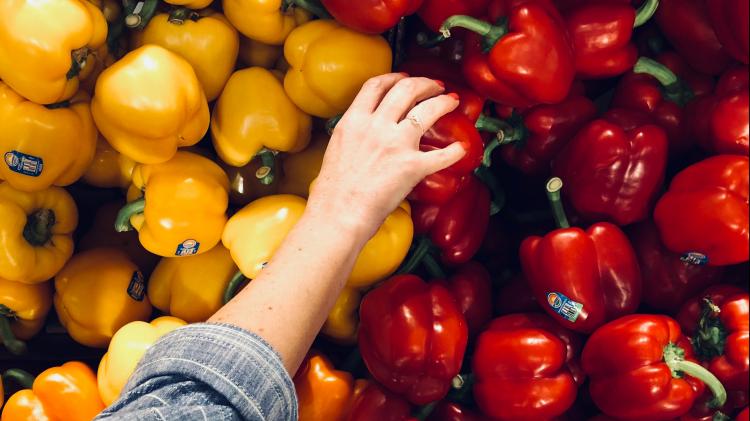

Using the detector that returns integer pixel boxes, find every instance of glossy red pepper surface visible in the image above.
[346,380,415,421]
[417,0,490,32]
[473,313,583,420]
[738,407,750,421]
[358,275,468,405]
[582,315,708,421]
[322,0,423,34]
[427,402,488,421]
[552,117,668,226]
[707,0,749,64]
[628,220,725,313]
[677,285,750,407]
[433,261,493,337]
[412,175,491,265]
[655,0,732,75]
[521,222,642,333]
[654,155,749,267]
[459,0,575,107]
[499,94,596,175]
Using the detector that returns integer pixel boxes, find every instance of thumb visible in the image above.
[418,142,466,175]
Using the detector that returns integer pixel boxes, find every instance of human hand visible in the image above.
[307,73,465,240]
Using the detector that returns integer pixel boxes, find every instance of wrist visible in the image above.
[303,196,376,247]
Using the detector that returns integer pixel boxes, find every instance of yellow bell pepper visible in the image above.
[0,0,107,105]
[98,316,187,406]
[78,44,117,95]
[221,155,282,207]
[0,184,77,284]
[88,0,121,23]
[164,0,212,10]
[0,279,52,355]
[135,9,239,101]
[78,201,160,276]
[278,131,328,198]
[116,151,230,258]
[223,0,311,45]
[222,195,306,279]
[148,244,239,323]
[82,135,136,189]
[321,287,361,345]
[211,67,312,185]
[346,201,413,288]
[0,83,97,193]
[91,45,209,164]
[54,248,153,348]
[239,36,283,69]
[283,20,392,118]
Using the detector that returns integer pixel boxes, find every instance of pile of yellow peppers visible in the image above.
[0,0,402,415]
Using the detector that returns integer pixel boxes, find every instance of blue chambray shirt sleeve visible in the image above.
[95,323,298,421]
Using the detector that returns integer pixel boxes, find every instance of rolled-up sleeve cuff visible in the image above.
[124,323,297,421]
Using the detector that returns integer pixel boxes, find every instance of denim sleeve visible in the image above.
[95,323,298,421]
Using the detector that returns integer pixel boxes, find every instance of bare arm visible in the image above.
[209,73,465,374]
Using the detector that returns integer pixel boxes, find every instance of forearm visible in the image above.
[209,201,370,373]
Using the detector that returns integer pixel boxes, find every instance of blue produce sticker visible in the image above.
[547,292,584,323]
[175,239,200,256]
[127,271,146,301]
[680,252,708,266]
[5,151,43,177]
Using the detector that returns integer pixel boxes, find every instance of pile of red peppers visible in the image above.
[296,1,750,420]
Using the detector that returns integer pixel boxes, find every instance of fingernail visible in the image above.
[398,72,410,77]
[448,92,460,101]
[434,79,445,89]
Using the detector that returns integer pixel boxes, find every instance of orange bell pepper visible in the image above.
[294,351,355,421]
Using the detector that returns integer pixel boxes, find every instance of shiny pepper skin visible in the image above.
[473,313,584,421]
[211,67,312,167]
[223,0,311,45]
[278,132,328,198]
[345,380,414,421]
[294,351,355,421]
[125,151,230,258]
[82,135,137,189]
[707,0,749,64]
[0,362,105,421]
[321,0,424,34]
[54,248,153,348]
[417,0,490,32]
[322,287,362,344]
[0,184,78,284]
[0,279,52,353]
[164,0,212,10]
[283,20,393,118]
[0,83,96,192]
[358,274,468,405]
[97,316,187,405]
[654,155,749,267]
[135,9,239,101]
[92,45,209,164]
[0,0,107,104]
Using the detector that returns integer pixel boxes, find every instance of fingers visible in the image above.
[418,142,466,175]
[375,77,446,121]
[399,94,460,140]
[347,73,409,114]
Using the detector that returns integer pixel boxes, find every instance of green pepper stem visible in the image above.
[114,198,145,233]
[23,209,55,247]
[282,0,331,18]
[124,0,159,29]
[326,114,343,135]
[475,114,510,134]
[0,317,27,356]
[664,343,727,409]
[397,236,433,275]
[255,149,277,186]
[422,253,447,279]
[440,15,508,52]
[2,368,35,389]
[475,165,506,216]
[416,31,447,48]
[223,270,247,305]
[693,298,727,360]
[634,0,659,28]
[168,8,200,24]
[479,117,525,167]
[712,412,731,421]
[633,57,678,87]
[414,401,438,421]
[546,178,570,229]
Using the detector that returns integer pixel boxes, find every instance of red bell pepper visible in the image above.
[426,402,487,421]
[612,55,714,153]
[409,175,490,265]
[491,93,596,175]
[653,155,749,267]
[551,113,668,226]
[417,0,490,32]
[495,275,540,315]
[583,314,730,421]
[707,0,749,64]
[346,380,415,421]
[408,111,484,205]
[628,220,725,313]
[321,0,424,34]
[676,285,750,410]
[432,261,493,337]
[358,274,468,405]
[739,407,750,421]
[444,0,575,107]
[655,0,732,75]
[564,0,658,79]
[473,313,584,420]
[520,178,642,333]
